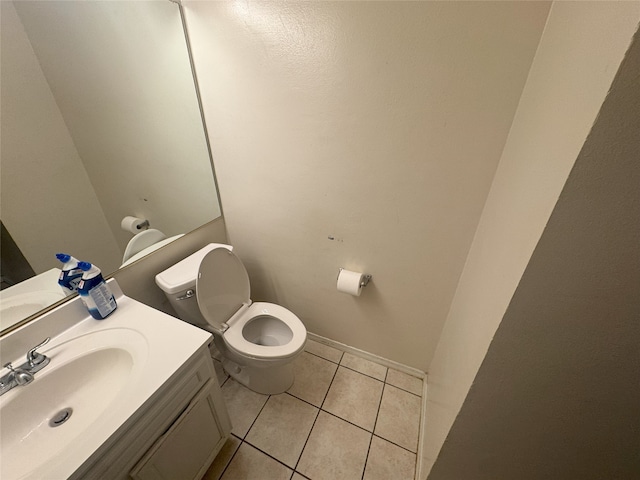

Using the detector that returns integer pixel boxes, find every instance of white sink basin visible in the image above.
[2,349,132,442]
[0,329,146,479]
[0,291,66,327]
[0,269,66,331]
[0,280,212,480]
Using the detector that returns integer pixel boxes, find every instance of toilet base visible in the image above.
[222,358,294,395]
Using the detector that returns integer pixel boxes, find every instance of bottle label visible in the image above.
[59,269,84,293]
[79,280,117,319]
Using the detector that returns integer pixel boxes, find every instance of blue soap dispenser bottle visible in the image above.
[56,253,83,295]
[77,262,117,319]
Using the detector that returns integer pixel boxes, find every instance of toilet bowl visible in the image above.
[155,243,307,394]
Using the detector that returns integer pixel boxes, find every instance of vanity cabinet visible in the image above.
[72,346,231,480]
[130,380,225,480]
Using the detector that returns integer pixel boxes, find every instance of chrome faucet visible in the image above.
[0,337,50,396]
[3,363,33,386]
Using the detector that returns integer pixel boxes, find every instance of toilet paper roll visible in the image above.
[337,269,365,296]
[121,216,149,234]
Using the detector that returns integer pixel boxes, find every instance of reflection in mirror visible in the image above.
[0,1,221,331]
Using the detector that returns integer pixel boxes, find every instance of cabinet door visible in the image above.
[130,382,226,480]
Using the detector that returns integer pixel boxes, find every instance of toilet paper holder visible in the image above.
[338,268,372,287]
[121,216,150,234]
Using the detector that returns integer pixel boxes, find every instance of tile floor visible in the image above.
[203,340,423,480]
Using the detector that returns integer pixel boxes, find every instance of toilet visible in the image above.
[155,243,307,394]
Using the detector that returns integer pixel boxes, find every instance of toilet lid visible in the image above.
[196,248,250,330]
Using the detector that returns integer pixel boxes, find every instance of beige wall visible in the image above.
[421,3,640,477]
[183,1,549,370]
[428,27,640,479]
[0,2,121,274]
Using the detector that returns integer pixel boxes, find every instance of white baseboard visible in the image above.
[415,377,429,480]
[307,332,426,379]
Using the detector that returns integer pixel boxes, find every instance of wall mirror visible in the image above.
[0,0,221,332]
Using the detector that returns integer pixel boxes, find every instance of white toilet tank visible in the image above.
[155,243,233,328]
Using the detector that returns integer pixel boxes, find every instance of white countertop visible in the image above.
[0,279,212,480]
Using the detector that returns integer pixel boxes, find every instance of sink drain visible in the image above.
[49,408,73,427]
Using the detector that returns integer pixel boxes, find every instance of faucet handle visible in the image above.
[27,337,50,367]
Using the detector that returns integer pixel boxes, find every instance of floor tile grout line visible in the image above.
[286,388,419,453]
[293,357,341,473]
[339,357,388,378]
[292,470,312,480]
[306,348,423,397]
[320,376,384,432]
[319,358,342,410]
[320,409,375,435]
[284,391,323,410]
[286,390,382,435]
[384,381,423,398]
[293,404,417,455]
[295,410,374,478]
[361,437,374,479]
[243,392,272,440]
[242,436,301,473]
[373,383,420,454]
[220,357,421,399]
[221,364,420,446]
[296,350,423,398]
[304,348,343,365]
[216,436,242,480]
[217,410,419,479]
[360,375,387,480]
[219,432,330,480]
[323,353,383,434]
[372,382,386,435]
[338,363,387,383]
[372,432,419,455]
[292,405,321,472]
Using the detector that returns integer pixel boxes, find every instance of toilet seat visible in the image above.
[197,248,306,360]
[223,302,307,360]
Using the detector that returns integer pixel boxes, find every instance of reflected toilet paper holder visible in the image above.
[338,268,372,287]
[135,219,150,230]
[121,216,150,233]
